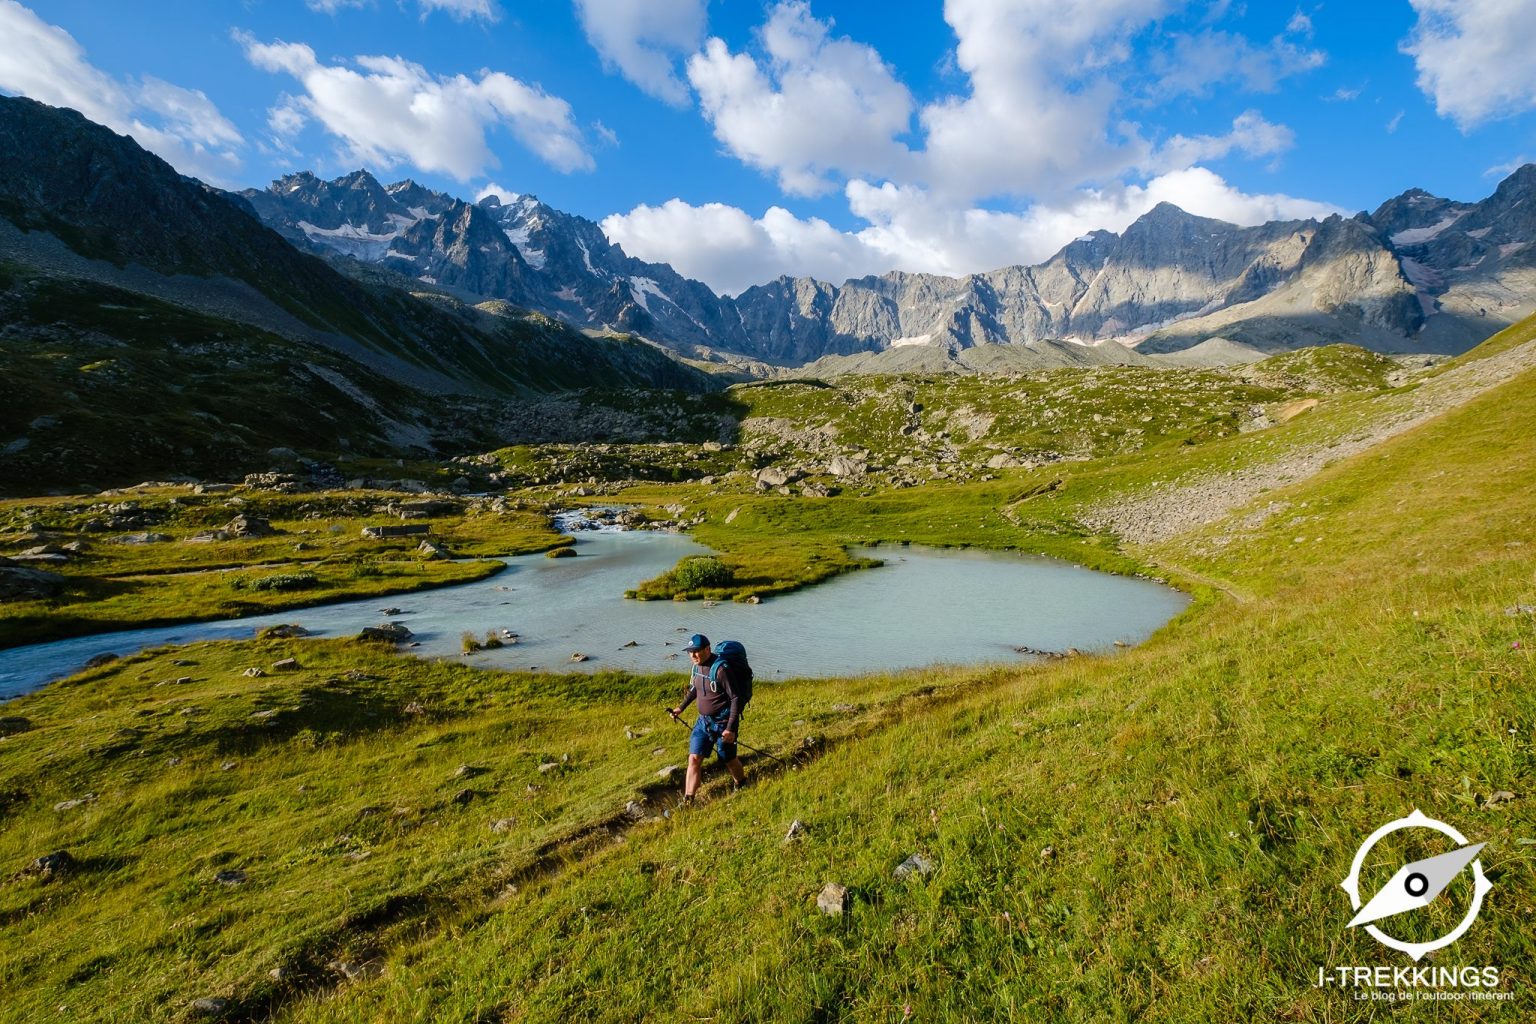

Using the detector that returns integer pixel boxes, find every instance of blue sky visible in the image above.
[3,0,1534,294]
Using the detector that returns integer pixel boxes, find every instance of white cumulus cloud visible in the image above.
[687,1,915,196]
[240,34,592,179]
[574,0,706,106]
[0,0,242,182]
[1404,0,1536,129]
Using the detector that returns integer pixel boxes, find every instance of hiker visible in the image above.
[667,634,745,801]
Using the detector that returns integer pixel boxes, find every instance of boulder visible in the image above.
[225,514,277,538]
[27,850,76,880]
[257,624,310,639]
[827,457,866,478]
[986,453,1023,470]
[754,467,789,488]
[816,882,849,916]
[359,623,413,643]
[0,563,67,602]
[108,532,172,544]
[417,539,453,560]
[270,658,301,672]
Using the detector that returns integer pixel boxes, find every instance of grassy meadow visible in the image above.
[1,320,1534,1021]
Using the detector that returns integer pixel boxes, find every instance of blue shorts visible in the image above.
[689,709,739,761]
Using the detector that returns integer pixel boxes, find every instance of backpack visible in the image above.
[708,640,754,709]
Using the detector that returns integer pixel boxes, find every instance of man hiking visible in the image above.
[667,634,745,803]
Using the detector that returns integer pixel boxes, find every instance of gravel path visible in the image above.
[1083,338,1536,545]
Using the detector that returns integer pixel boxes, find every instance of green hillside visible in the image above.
[1,316,1532,1020]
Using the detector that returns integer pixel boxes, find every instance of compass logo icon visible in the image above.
[1341,809,1492,961]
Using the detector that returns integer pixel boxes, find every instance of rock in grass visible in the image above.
[657,765,681,781]
[450,789,475,807]
[490,818,517,834]
[83,653,118,669]
[0,716,32,736]
[1485,790,1517,808]
[624,800,646,820]
[783,819,807,844]
[214,869,248,886]
[27,851,76,879]
[893,854,934,880]
[190,997,230,1015]
[816,883,849,916]
[453,765,484,780]
[242,667,264,678]
[271,658,300,672]
[326,959,381,981]
[54,794,96,812]
[537,762,561,774]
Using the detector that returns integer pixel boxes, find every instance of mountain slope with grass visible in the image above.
[2,315,1532,1020]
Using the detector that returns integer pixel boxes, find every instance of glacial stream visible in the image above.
[0,524,1189,698]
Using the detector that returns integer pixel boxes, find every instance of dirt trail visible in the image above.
[1083,340,1536,546]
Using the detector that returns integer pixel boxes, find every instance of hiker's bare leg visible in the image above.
[685,754,703,797]
[726,758,745,785]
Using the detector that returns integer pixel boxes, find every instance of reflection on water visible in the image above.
[0,530,1188,697]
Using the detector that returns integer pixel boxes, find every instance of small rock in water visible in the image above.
[620,640,639,648]
[569,652,589,663]
[816,883,849,916]
[783,819,807,843]
[893,853,934,880]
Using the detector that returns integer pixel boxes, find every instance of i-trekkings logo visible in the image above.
[1314,809,1511,1003]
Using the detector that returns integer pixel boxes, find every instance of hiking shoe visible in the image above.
[678,794,695,808]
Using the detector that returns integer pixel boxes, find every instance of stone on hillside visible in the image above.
[754,467,789,488]
[417,539,453,560]
[242,667,264,678]
[816,882,849,916]
[54,794,96,812]
[1485,790,1517,808]
[624,800,646,820]
[0,716,33,736]
[894,853,934,880]
[271,658,300,672]
[827,457,866,478]
[403,702,426,715]
[184,531,230,543]
[1504,604,1536,617]
[326,959,381,981]
[538,761,561,774]
[359,623,413,642]
[0,564,67,601]
[214,869,248,886]
[193,483,237,494]
[986,453,1023,470]
[225,514,278,537]
[109,532,172,544]
[725,506,742,524]
[784,819,807,843]
[490,818,517,834]
[190,997,230,1016]
[657,764,681,781]
[27,850,76,879]
[802,483,830,498]
[451,789,475,806]
[453,764,485,779]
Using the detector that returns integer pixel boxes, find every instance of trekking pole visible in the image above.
[664,708,791,768]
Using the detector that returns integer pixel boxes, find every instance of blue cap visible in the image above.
[682,633,709,652]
